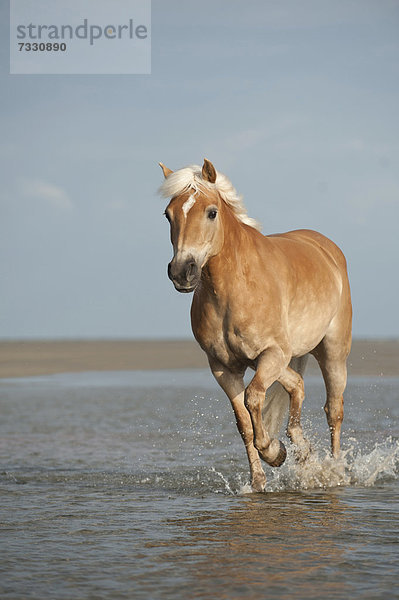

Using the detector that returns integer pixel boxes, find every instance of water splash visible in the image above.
[210,467,235,495]
[130,437,399,496]
[347,437,399,486]
[234,436,399,495]
[133,437,399,496]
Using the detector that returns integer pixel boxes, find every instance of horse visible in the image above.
[159,158,352,492]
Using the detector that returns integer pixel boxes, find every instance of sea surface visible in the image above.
[1,369,398,599]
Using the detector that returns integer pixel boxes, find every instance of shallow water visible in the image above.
[1,370,398,599]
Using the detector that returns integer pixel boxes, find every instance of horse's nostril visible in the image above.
[168,257,199,289]
[186,260,198,282]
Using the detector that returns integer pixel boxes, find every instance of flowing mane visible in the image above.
[159,164,261,231]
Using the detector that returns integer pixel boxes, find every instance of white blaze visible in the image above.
[182,194,196,217]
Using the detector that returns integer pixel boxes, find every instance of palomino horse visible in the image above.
[159,159,352,492]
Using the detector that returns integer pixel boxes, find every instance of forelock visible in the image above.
[158,164,261,231]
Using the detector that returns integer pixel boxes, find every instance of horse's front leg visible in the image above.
[245,348,288,467]
[209,358,266,492]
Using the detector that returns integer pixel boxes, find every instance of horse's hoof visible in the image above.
[294,440,312,464]
[258,439,287,467]
[267,440,287,467]
[251,473,267,493]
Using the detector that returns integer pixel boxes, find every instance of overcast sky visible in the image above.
[1,0,398,339]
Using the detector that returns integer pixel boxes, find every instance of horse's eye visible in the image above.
[208,210,217,220]
[164,211,171,223]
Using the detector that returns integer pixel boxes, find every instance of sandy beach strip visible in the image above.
[0,339,398,379]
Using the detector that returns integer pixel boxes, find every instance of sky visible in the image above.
[1,0,399,340]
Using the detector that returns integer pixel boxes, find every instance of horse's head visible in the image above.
[160,159,224,293]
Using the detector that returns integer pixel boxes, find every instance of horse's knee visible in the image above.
[244,384,262,413]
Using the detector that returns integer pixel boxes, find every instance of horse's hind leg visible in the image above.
[323,360,347,458]
[312,340,350,458]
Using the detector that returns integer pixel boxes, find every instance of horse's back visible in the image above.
[265,229,349,291]
[267,228,349,274]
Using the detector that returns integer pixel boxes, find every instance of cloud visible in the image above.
[21,179,73,210]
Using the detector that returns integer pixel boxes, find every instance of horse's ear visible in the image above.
[159,162,173,178]
[202,158,217,183]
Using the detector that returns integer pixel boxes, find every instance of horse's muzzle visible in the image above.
[168,256,201,293]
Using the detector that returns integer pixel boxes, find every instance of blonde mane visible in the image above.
[159,164,261,231]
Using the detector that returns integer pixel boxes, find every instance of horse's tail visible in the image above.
[261,355,309,438]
